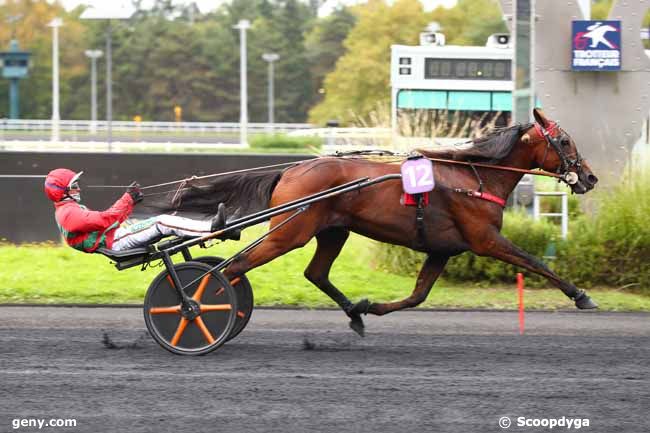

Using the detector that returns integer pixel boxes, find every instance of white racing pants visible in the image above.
[111,215,212,252]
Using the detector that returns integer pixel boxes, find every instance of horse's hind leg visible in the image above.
[222,214,319,282]
[356,254,449,316]
[303,228,366,336]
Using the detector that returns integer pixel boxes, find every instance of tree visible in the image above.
[428,0,507,46]
[308,0,429,125]
[0,0,320,122]
[591,0,613,20]
[0,0,88,119]
[304,7,356,108]
[266,0,315,122]
[308,0,509,125]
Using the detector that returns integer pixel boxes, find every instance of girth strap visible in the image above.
[415,194,428,249]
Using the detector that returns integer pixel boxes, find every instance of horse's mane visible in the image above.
[417,123,532,163]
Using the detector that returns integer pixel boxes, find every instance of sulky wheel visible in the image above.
[144,262,238,355]
[192,256,254,341]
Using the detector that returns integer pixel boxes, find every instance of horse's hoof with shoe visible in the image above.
[574,291,598,309]
[345,299,371,337]
[348,317,365,337]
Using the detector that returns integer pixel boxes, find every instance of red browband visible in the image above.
[533,121,560,139]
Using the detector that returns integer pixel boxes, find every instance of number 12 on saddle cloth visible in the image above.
[400,157,434,206]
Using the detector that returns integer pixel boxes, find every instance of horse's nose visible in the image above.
[586,174,599,186]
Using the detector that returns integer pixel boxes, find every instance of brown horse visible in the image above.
[161,109,599,335]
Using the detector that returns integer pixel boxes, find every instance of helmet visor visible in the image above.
[68,171,83,190]
[68,171,83,201]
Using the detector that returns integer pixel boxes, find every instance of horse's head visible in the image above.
[527,108,598,194]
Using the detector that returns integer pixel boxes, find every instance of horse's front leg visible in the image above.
[472,230,597,309]
[349,254,449,317]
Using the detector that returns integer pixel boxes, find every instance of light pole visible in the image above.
[48,18,63,143]
[84,49,103,135]
[262,53,279,127]
[80,3,134,151]
[105,21,114,147]
[234,19,250,147]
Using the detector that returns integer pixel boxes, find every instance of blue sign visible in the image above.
[572,20,621,71]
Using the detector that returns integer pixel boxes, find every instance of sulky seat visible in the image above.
[96,246,155,270]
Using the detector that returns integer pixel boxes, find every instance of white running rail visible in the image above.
[0,119,312,134]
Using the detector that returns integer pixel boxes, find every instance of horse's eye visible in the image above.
[561,138,571,147]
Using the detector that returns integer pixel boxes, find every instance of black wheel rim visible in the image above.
[144,262,237,355]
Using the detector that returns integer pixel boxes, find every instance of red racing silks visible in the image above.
[53,193,134,252]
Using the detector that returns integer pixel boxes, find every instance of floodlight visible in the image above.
[80,3,135,20]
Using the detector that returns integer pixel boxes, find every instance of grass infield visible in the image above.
[1,227,648,311]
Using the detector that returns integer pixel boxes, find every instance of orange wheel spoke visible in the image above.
[149,305,181,314]
[170,317,189,346]
[200,304,232,313]
[214,287,224,297]
[237,310,245,318]
[194,316,215,344]
[191,273,212,302]
[166,275,176,288]
[230,277,241,286]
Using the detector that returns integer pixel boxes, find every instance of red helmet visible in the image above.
[44,168,83,202]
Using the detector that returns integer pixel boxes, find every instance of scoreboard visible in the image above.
[390,42,514,134]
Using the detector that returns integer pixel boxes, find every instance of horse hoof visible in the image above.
[348,317,365,337]
[575,292,598,310]
[350,299,371,316]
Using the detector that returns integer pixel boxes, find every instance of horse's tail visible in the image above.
[142,169,284,220]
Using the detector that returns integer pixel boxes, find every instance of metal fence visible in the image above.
[0,118,312,134]
[292,127,467,152]
[0,119,479,154]
[0,118,314,152]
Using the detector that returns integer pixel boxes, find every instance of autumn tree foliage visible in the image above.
[308,0,428,125]
[0,0,508,123]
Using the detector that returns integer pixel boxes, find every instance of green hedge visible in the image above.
[249,133,323,150]
[553,177,650,290]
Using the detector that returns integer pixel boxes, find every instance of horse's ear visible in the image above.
[533,108,550,127]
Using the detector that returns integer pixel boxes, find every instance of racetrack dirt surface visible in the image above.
[0,307,648,433]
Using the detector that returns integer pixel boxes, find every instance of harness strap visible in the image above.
[454,188,506,208]
[469,164,484,192]
[415,194,427,249]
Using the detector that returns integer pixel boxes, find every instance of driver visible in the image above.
[44,168,227,252]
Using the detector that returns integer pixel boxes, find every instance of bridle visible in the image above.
[534,121,583,185]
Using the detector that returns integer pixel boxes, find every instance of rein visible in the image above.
[424,156,565,180]
[86,122,577,195]
[85,160,313,192]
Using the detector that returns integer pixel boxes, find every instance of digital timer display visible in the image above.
[425,58,511,80]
